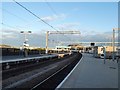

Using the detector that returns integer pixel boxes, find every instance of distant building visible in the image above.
[68,44,84,51]
[55,46,71,51]
[93,46,117,58]
[83,46,93,53]
[0,44,12,48]
[50,46,71,53]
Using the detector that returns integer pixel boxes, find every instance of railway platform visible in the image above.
[57,53,118,88]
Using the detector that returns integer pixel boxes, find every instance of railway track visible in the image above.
[2,54,70,80]
[2,53,82,89]
[31,53,82,89]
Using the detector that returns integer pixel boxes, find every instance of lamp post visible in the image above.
[20,31,32,57]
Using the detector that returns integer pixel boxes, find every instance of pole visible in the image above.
[112,29,115,61]
[24,33,27,57]
[104,47,106,64]
[24,33,27,42]
[20,31,31,57]
[46,31,49,54]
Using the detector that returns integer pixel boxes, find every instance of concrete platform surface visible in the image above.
[57,53,118,88]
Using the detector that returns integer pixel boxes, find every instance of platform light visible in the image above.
[20,31,32,57]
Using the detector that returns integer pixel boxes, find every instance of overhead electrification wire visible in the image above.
[44,0,74,43]
[44,0,67,36]
[1,8,29,23]
[12,0,70,39]
[44,0,58,15]
[13,0,77,45]
[13,0,58,31]
[1,22,21,30]
[2,8,43,31]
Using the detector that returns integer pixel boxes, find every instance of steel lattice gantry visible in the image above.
[45,31,81,54]
[48,31,80,34]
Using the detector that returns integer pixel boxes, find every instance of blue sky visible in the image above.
[1,2,118,47]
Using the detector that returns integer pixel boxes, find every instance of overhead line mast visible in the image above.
[13,0,75,47]
[45,31,80,54]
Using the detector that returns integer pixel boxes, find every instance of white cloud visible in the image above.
[2,29,19,33]
[81,30,100,36]
[72,7,80,11]
[56,22,80,30]
[2,29,19,39]
[81,31,114,42]
[41,13,66,22]
[2,34,17,39]
[1,28,118,47]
